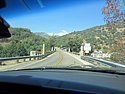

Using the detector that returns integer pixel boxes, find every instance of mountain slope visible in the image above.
[0,27,50,57]
[35,32,50,39]
[56,24,125,63]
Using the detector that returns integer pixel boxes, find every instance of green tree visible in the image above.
[48,36,57,51]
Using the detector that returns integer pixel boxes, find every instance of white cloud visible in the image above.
[47,33,54,36]
[47,30,70,36]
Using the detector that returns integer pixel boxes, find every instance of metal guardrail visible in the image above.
[81,56,125,68]
[0,51,55,65]
[0,55,43,61]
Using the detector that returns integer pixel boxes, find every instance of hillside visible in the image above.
[35,32,50,39]
[0,25,125,64]
[0,27,51,57]
[57,26,124,51]
[56,24,125,64]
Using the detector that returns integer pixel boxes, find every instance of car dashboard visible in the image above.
[0,69,125,94]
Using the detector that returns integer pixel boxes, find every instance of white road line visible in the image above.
[64,51,93,65]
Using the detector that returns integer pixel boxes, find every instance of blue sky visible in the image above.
[5,0,106,36]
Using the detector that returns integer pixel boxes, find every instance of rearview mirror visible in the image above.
[0,0,6,8]
[0,16,11,38]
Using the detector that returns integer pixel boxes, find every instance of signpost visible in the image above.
[84,43,91,55]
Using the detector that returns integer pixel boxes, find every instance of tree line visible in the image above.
[0,27,55,57]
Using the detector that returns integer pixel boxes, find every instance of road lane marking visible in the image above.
[55,51,64,67]
[64,51,93,66]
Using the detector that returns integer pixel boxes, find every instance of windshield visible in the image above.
[0,0,125,74]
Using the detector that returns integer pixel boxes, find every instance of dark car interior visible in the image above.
[0,69,125,94]
[0,0,11,38]
[0,0,6,8]
[0,82,88,94]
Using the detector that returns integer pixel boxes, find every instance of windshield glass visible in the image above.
[0,0,125,73]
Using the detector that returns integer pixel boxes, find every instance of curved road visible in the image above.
[0,49,93,71]
[23,50,86,69]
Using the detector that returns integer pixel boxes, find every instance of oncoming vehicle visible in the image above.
[0,0,125,94]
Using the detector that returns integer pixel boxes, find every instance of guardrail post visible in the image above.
[38,57,41,60]
[40,56,42,59]
[0,61,2,65]
[0,51,55,66]
[17,59,20,63]
[41,55,43,59]
[34,57,36,60]
[23,59,26,62]
[29,58,31,61]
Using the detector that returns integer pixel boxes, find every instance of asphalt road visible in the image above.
[22,50,87,69]
[0,49,93,71]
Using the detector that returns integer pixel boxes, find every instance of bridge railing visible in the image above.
[0,51,55,65]
[81,56,125,68]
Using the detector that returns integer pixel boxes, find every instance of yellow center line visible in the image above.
[55,51,64,67]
